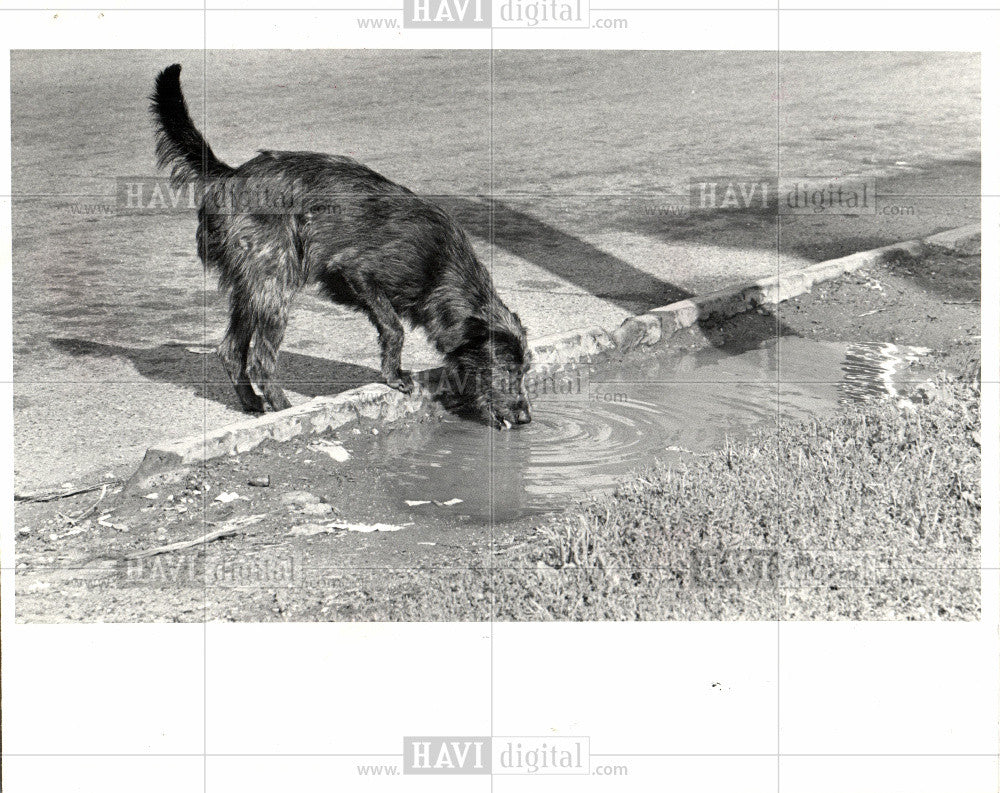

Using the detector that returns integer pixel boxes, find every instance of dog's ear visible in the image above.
[460,315,492,348]
[450,315,522,364]
[494,312,528,363]
[447,316,492,365]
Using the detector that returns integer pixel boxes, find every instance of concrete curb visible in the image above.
[128,384,421,491]
[923,223,980,255]
[126,222,979,490]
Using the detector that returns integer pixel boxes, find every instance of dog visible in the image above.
[151,64,531,428]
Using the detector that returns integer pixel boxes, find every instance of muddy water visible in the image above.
[370,337,929,522]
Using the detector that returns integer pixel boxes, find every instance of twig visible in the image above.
[126,528,237,559]
[858,308,884,317]
[15,480,122,503]
[943,300,977,305]
[125,515,264,560]
[52,485,108,528]
[70,484,108,522]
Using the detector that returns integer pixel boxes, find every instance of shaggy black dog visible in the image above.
[151,64,531,427]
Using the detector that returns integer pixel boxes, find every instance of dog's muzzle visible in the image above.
[513,396,532,425]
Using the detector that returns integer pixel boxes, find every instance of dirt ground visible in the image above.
[710,246,981,377]
[13,244,980,622]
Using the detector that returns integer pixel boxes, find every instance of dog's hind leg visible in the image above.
[219,296,266,413]
[245,296,294,412]
[360,291,413,394]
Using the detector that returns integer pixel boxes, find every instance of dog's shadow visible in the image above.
[50,338,381,410]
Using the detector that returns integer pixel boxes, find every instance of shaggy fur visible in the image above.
[151,64,531,427]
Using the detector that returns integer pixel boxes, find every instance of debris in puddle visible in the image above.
[309,440,351,462]
[214,491,241,504]
[664,445,711,456]
[248,476,271,487]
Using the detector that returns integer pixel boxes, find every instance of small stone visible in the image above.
[248,476,271,487]
[281,491,321,507]
[299,502,334,517]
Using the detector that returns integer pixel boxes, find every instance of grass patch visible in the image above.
[317,377,980,621]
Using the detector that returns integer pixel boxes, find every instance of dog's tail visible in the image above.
[151,64,235,186]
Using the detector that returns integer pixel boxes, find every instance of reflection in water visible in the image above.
[838,342,930,405]
[370,337,929,522]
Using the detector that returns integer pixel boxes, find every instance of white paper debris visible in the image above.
[285,521,413,537]
[340,521,412,533]
[438,498,463,507]
[286,521,413,537]
[309,440,351,462]
[214,491,241,504]
[97,514,130,532]
[287,523,341,537]
[405,499,432,506]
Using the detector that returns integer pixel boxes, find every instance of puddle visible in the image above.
[367,337,930,522]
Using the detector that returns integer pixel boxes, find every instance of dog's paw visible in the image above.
[385,372,415,394]
[239,394,267,414]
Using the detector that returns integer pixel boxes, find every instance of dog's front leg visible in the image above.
[362,292,413,394]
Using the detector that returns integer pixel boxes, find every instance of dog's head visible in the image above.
[444,310,532,429]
